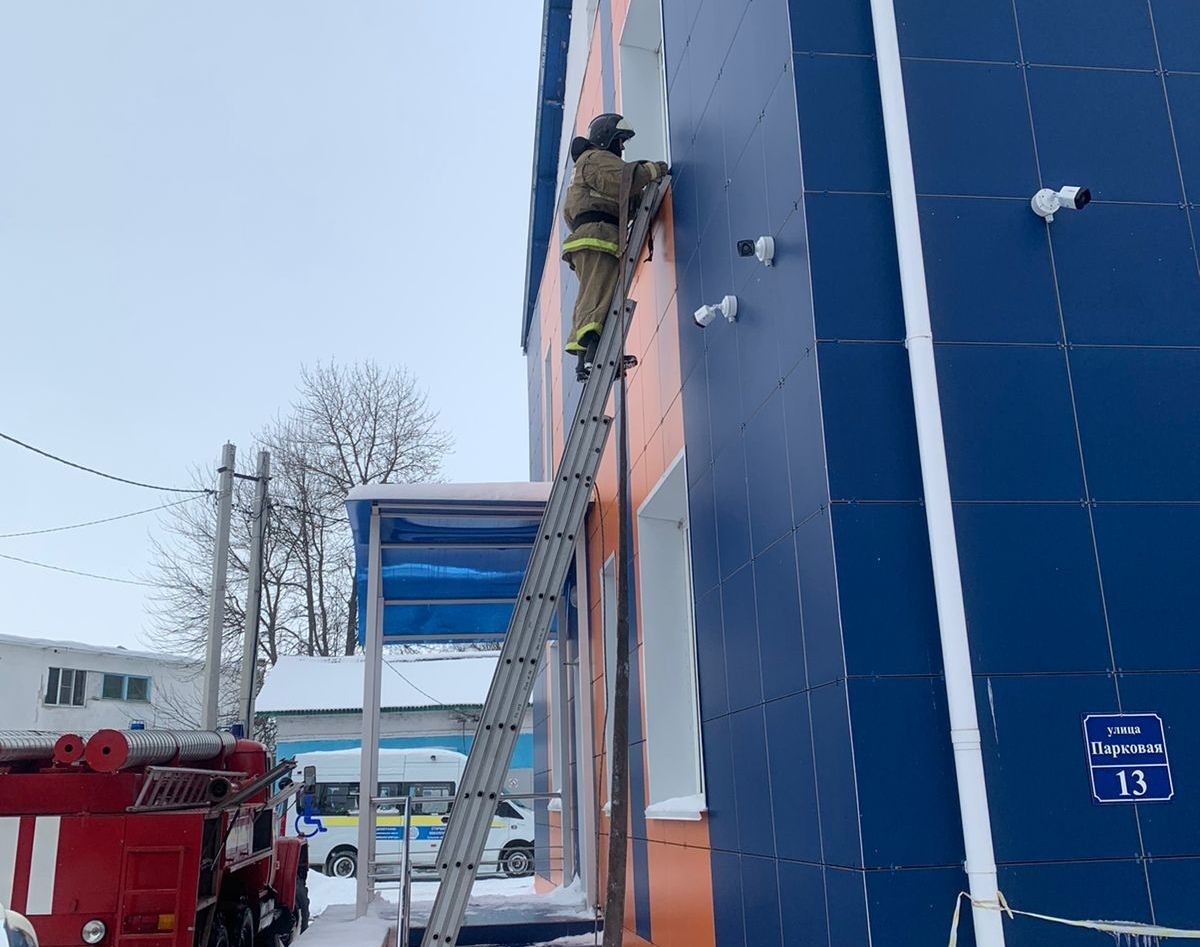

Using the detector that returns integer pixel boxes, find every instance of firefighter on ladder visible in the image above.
[563,113,668,381]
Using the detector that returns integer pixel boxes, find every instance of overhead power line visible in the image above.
[0,431,214,495]
[0,551,154,587]
[383,655,452,709]
[0,495,205,540]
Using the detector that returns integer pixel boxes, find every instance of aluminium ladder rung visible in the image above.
[420,175,671,947]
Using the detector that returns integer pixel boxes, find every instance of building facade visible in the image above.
[523,1,1200,945]
[0,633,202,731]
[256,652,535,793]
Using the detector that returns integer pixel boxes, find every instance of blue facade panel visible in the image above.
[656,0,1200,941]
[806,193,904,341]
[831,504,941,677]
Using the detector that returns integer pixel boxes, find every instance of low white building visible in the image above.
[255,651,534,793]
[0,632,203,731]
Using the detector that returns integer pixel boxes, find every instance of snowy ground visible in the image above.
[306,872,547,918]
[300,871,599,947]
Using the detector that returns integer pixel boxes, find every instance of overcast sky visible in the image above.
[0,3,540,649]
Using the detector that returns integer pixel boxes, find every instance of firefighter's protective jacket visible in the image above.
[561,148,667,262]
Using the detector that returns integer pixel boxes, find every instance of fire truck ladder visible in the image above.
[129,766,249,812]
[419,175,669,946]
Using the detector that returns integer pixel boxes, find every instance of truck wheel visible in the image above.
[295,872,310,933]
[326,847,358,879]
[500,843,534,878]
[234,907,255,947]
[209,918,231,947]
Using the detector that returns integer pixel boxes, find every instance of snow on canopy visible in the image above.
[255,651,501,714]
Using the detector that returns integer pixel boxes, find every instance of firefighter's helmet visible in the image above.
[587,113,635,153]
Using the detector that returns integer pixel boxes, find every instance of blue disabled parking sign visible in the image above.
[1083,713,1174,804]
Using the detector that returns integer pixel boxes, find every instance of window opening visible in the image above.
[100,673,151,701]
[544,348,555,479]
[636,452,705,808]
[618,0,670,164]
[45,667,86,707]
[600,554,618,802]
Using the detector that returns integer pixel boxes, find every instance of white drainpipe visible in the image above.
[867,2,1007,944]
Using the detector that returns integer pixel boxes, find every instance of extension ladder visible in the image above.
[420,174,670,946]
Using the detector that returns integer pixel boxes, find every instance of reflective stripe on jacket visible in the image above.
[561,148,664,260]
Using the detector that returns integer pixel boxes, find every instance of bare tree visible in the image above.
[264,361,451,657]
[144,360,452,717]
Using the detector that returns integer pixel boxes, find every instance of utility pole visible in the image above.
[238,449,270,736]
[202,442,236,730]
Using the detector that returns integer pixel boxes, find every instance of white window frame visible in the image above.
[543,347,555,479]
[45,667,86,707]
[618,0,671,165]
[100,673,152,702]
[573,543,599,906]
[548,641,564,806]
[600,553,618,808]
[636,450,706,818]
[557,0,604,199]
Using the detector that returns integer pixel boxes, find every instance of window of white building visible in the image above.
[101,673,151,702]
[618,0,670,164]
[45,667,86,707]
[637,452,705,817]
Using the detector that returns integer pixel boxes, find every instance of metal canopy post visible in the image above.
[421,175,670,947]
[356,506,384,918]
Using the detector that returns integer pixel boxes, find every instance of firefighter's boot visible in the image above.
[578,331,601,382]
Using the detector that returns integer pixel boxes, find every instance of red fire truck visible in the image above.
[0,729,310,947]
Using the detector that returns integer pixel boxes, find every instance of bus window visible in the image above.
[376,782,406,814]
[496,801,523,820]
[406,781,454,816]
[315,782,359,816]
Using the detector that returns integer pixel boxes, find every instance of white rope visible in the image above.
[949,891,1200,945]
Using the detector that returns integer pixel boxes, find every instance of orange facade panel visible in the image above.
[529,6,713,944]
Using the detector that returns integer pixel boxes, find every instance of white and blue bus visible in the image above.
[288,748,535,880]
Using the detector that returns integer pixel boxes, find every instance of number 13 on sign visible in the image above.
[1115,769,1148,797]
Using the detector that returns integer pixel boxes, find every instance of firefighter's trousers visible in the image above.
[564,248,620,353]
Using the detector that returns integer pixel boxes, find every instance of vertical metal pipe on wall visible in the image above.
[866,1,1007,944]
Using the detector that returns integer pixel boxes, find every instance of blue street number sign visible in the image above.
[1083,713,1173,804]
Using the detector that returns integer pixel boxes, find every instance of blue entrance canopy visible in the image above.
[346,482,552,643]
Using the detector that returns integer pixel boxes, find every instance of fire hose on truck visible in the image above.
[0,728,315,947]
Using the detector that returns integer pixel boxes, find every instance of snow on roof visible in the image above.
[255,651,502,714]
[345,482,550,504]
[292,747,468,764]
[0,632,198,666]
[289,747,470,780]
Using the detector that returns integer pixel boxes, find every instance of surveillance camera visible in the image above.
[1031,185,1091,222]
[736,236,776,266]
[1059,186,1091,210]
[693,295,738,328]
